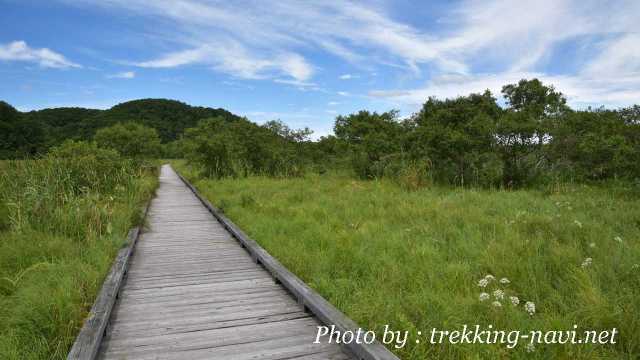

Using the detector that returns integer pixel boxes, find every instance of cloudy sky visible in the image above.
[1,0,639,136]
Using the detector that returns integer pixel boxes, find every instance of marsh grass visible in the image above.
[0,157,157,359]
[175,160,640,359]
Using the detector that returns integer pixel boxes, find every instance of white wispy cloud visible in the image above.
[339,74,353,80]
[370,71,640,108]
[0,40,80,68]
[107,71,135,79]
[58,0,639,106]
[134,43,313,81]
[367,0,640,108]
[61,0,467,78]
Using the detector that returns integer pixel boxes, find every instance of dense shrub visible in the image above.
[334,110,404,179]
[332,78,639,188]
[410,91,502,186]
[94,122,162,159]
[183,117,306,178]
[46,140,133,194]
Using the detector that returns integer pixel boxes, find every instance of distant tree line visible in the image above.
[0,99,242,158]
[1,79,638,188]
[328,79,640,188]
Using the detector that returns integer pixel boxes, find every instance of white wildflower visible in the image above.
[479,292,490,301]
[632,264,639,270]
[500,277,510,284]
[478,278,489,288]
[573,220,582,228]
[614,236,622,243]
[510,296,520,306]
[581,257,593,268]
[525,342,535,353]
[493,289,505,300]
[492,301,502,308]
[525,301,536,316]
[484,274,495,282]
[589,242,596,248]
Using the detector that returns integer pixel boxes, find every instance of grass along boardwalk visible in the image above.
[95,165,352,359]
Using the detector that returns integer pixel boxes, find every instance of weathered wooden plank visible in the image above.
[100,318,323,357]
[104,312,312,340]
[105,308,310,335]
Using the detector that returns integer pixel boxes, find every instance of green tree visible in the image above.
[497,78,570,186]
[94,122,162,158]
[548,108,640,180]
[334,110,403,178]
[411,90,502,186]
[183,117,305,178]
[262,119,313,142]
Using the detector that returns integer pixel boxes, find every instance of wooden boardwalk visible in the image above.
[98,165,351,359]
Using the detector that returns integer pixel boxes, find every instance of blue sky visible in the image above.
[1,0,639,137]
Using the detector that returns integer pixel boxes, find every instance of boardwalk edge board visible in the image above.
[175,169,400,360]
[67,200,152,360]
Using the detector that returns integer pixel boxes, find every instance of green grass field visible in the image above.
[174,161,640,359]
[0,159,157,359]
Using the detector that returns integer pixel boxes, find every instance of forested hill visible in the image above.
[0,99,244,158]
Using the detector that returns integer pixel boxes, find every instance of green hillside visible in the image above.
[0,99,244,158]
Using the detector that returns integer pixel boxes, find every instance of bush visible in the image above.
[46,140,132,194]
[183,117,306,178]
[395,160,432,190]
[94,122,162,159]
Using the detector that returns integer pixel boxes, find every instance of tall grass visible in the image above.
[174,160,640,359]
[0,154,156,359]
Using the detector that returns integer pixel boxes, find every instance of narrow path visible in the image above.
[98,165,350,359]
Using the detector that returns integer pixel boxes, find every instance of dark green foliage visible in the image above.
[332,78,639,188]
[0,99,244,156]
[0,101,46,159]
[94,122,162,158]
[548,108,640,180]
[334,110,403,178]
[87,99,242,142]
[183,117,306,178]
[263,119,313,142]
[162,139,186,159]
[22,107,101,146]
[411,90,502,186]
[497,79,570,186]
[46,140,132,195]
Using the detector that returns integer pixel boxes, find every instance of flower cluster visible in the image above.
[525,301,536,316]
[525,343,535,353]
[581,257,593,268]
[476,273,535,316]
